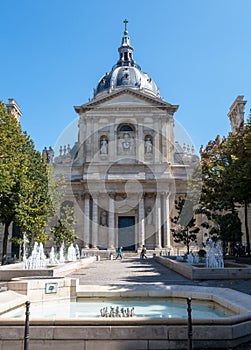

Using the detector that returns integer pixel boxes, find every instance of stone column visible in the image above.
[155,193,162,249]
[83,193,90,248]
[108,193,115,249]
[162,192,170,248]
[138,194,145,248]
[75,194,85,245]
[92,193,99,249]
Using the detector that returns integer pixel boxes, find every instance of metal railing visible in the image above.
[187,297,193,350]
[24,301,30,350]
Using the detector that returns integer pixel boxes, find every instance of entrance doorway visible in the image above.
[118,216,135,251]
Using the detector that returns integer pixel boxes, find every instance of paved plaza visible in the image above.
[69,255,251,295]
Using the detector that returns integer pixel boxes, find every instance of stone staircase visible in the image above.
[122,252,140,258]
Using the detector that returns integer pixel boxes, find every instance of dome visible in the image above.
[94,20,160,98]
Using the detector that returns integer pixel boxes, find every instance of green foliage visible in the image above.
[200,135,233,212]
[214,212,242,244]
[199,120,251,254]
[170,197,200,254]
[0,102,28,264]
[197,249,206,257]
[51,205,77,248]
[0,101,62,264]
[200,212,242,254]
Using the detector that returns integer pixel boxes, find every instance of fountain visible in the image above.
[67,243,77,262]
[59,242,65,263]
[23,241,81,269]
[0,239,96,281]
[48,247,59,265]
[100,306,135,318]
[187,251,200,265]
[0,285,251,349]
[24,242,46,269]
[205,238,224,268]
[156,237,251,280]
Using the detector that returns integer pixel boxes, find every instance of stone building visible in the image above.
[53,22,199,255]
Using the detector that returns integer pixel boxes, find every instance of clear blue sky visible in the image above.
[0,0,250,154]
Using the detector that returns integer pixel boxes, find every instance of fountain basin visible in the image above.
[156,256,251,280]
[0,297,235,319]
[0,284,251,349]
[0,256,96,281]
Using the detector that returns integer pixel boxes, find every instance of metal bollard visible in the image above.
[187,297,193,350]
[24,301,30,350]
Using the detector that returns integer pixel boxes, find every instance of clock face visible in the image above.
[123,141,130,149]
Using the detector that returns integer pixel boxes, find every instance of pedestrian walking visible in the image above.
[140,245,147,259]
[115,247,123,260]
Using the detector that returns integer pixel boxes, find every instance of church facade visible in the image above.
[53,22,199,254]
[1,24,250,261]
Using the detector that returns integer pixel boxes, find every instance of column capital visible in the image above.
[144,192,154,199]
[84,192,90,199]
[138,192,145,200]
[108,191,116,199]
[161,191,170,198]
[91,191,99,199]
[75,194,81,202]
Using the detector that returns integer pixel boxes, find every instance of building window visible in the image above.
[117,124,135,155]
[118,124,134,132]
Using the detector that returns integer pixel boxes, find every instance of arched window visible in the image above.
[117,124,135,155]
[118,124,134,132]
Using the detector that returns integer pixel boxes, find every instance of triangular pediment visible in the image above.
[75,88,178,113]
[100,93,154,107]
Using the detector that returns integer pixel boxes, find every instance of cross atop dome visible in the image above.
[118,19,135,67]
[123,19,128,36]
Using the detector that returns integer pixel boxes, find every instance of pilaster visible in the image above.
[91,192,99,248]
[83,193,90,248]
[155,192,162,249]
[108,192,115,249]
[138,194,145,247]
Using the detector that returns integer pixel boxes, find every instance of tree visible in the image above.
[51,205,77,249]
[226,121,251,255]
[200,212,242,255]
[171,197,200,254]
[0,102,27,264]
[14,137,56,246]
[0,101,61,264]
[199,136,234,213]
[199,121,251,255]
[242,120,251,254]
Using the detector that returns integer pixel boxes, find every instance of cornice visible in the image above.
[74,88,179,114]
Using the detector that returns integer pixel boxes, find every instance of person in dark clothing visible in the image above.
[140,245,147,259]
